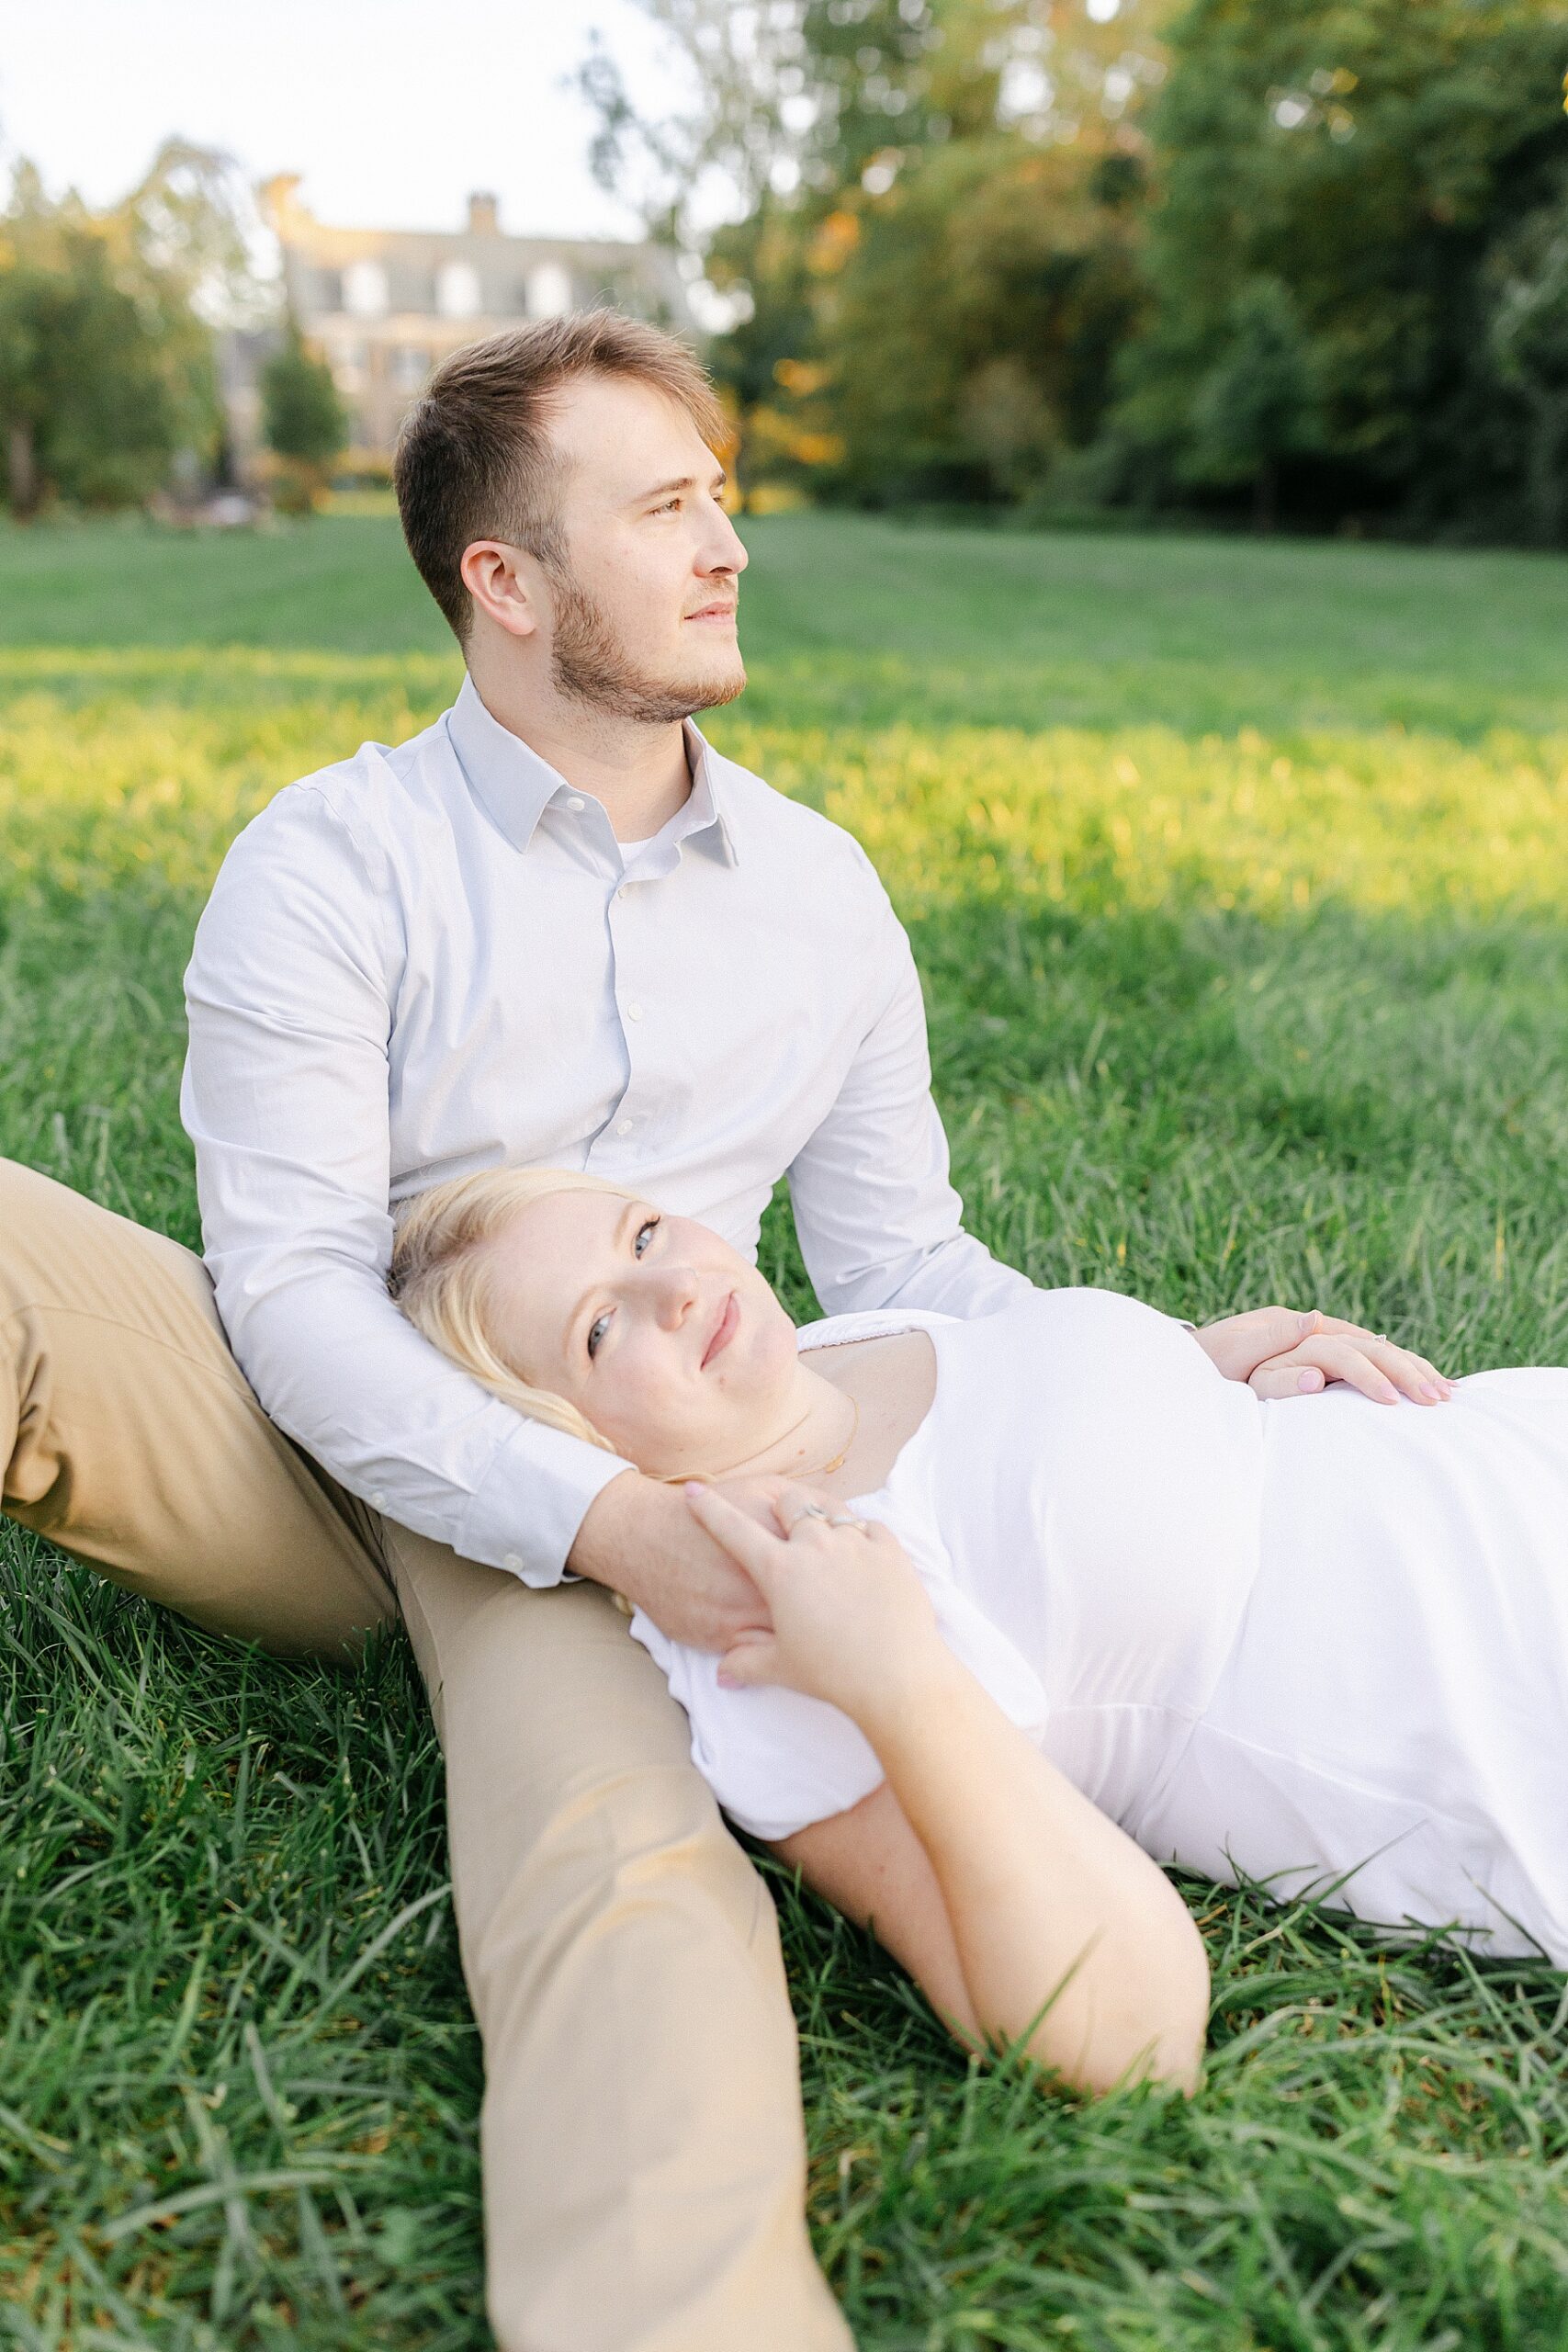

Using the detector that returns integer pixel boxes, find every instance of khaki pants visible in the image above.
[0,1159,851,2352]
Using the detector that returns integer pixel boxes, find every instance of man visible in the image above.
[0,312,1416,2349]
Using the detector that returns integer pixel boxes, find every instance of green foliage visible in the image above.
[800,134,1147,503]
[261,327,349,509]
[1116,0,1568,534]
[4,511,1568,2337]
[1185,277,1325,527]
[1490,196,1568,540]
[0,159,222,517]
[601,0,1568,539]
[592,0,1168,506]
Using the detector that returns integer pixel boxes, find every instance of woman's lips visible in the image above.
[702,1291,739,1368]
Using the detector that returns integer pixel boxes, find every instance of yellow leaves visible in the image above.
[808,209,861,277]
[773,357,832,399]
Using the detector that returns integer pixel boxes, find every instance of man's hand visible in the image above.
[567,1468,785,1652]
[1194,1306,1453,1407]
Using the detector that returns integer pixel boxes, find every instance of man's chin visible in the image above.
[680,657,747,717]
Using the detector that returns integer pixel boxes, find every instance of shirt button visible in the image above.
[615,1117,634,1137]
[565,795,585,812]
[502,1552,523,1573]
[369,1490,387,1510]
[626,1001,644,1022]
[615,886,627,901]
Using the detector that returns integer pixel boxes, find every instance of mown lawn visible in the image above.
[2,510,1567,2348]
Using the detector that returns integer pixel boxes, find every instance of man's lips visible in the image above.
[684,602,738,622]
[701,1291,739,1368]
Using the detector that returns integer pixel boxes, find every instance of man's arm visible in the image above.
[784,860,1448,1399]
[183,785,630,1585]
[785,863,1033,1323]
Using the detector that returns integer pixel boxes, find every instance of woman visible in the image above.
[389,1166,1568,2098]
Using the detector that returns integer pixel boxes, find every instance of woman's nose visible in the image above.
[653,1267,699,1328]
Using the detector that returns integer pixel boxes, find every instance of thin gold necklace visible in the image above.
[653,1387,860,1487]
[798,1389,860,1479]
[617,1393,862,1613]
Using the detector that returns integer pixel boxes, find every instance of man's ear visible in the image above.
[459,540,543,641]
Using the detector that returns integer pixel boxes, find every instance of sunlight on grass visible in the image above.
[6,647,1568,926]
[3,518,1567,2348]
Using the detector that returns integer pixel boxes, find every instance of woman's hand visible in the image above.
[683,1480,940,1722]
[1195,1306,1453,1406]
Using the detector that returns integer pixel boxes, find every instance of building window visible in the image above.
[436,260,483,319]
[392,344,430,390]
[526,262,573,319]
[344,259,389,319]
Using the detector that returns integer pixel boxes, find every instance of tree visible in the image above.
[1115,0,1568,535]
[1186,277,1324,528]
[804,133,1147,503]
[582,0,1172,505]
[0,141,255,517]
[1490,203,1568,544]
[260,326,347,512]
[0,168,208,515]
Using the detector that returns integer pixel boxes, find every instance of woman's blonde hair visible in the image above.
[389,1164,643,1454]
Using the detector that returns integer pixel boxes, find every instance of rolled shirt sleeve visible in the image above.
[786,850,1035,1325]
[181,785,630,1584]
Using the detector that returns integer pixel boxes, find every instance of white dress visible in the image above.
[631,1290,1568,1964]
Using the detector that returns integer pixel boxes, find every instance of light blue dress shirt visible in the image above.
[182,674,1032,1582]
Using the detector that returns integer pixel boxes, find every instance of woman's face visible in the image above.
[479,1188,801,1476]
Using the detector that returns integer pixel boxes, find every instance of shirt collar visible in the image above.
[446,673,739,866]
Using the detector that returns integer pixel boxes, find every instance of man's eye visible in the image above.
[587,1313,610,1360]
[635,1216,660,1257]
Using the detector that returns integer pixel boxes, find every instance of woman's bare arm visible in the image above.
[688,1483,1209,2097]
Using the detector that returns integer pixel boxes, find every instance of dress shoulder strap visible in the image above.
[795,1306,960,1355]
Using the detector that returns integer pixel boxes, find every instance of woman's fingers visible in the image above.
[716,1631,781,1690]
[1248,1359,1327,1402]
[1312,1315,1452,1389]
[1247,1333,1455,1407]
[684,1482,789,1586]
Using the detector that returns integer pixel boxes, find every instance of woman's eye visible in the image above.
[587,1313,610,1361]
[634,1216,660,1257]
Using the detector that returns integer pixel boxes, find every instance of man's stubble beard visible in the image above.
[547,564,746,726]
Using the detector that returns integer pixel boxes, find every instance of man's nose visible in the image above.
[699,501,748,578]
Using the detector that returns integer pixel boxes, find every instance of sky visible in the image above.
[0,0,690,243]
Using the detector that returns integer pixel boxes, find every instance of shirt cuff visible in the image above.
[457,1413,635,1587]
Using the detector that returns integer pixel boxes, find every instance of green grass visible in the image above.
[3,511,1567,2346]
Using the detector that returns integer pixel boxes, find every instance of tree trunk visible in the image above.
[1524,390,1568,548]
[7,420,39,521]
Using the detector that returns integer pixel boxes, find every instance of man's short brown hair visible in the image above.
[393,309,725,643]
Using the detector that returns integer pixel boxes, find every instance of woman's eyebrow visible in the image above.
[563,1200,644,1363]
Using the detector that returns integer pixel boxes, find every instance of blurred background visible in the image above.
[4,0,1567,540]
